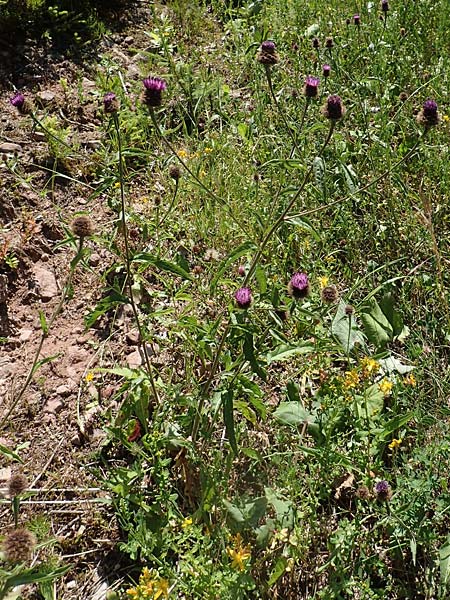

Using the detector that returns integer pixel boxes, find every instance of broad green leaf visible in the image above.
[223,500,245,524]
[133,252,193,281]
[379,412,413,438]
[85,290,129,328]
[313,156,326,198]
[379,292,404,338]
[331,299,365,352]
[364,383,384,418]
[266,343,314,363]
[0,443,23,464]
[360,298,393,349]
[340,162,358,194]
[255,265,267,294]
[378,355,414,375]
[284,215,321,241]
[440,535,450,587]
[265,487,294,528]
[273,402,316,426]
[237,122,249,141]
[305,23,320,37]
[268,556,288,587]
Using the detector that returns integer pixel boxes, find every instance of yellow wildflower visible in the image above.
[379,378,393,396]
[388,438,402,450]
[85,371,94,383]
[404,373,416,386]
[126,568,169,599]
[360,357,380,379]
[114,181,121,188]
[343,370,360,389]
[177,149,189,159]
[204,147,213,153]
[181,517,193,529]
[443,115,450,123]
[227,533,251,571]
[318,275,329,289]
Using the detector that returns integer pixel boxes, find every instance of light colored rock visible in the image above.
[0,142,22,153]
[44,398,64,414]
[37,90,56,104]
[33,265,58,301]
[18,329,33,343]
[126,349,142,368]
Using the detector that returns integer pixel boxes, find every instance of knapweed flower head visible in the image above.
[353,14,361,26]
[3,528,36,563]
[322,64,331,78]
[234,286,252,309]
[303,76,320,98]
[345,304,355,316]
[10,92,31,115]
[126,567,169,599]
[312,37,320,49]
[288,272,310,299]
[257,40,279,65]
[142,77,167,107]
[322,94,346,121]
[381,0,389,12]
[375,480,392,502]
[321,285,338,304]
[417,99,440,127]
[71,215,95,238]
[103,91,119,114]
[227,533,251,571]
[325,37,334,49]
[8,473,28,498]
[169,164,181,181]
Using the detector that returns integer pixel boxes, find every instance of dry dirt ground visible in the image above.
[0,6,158,597]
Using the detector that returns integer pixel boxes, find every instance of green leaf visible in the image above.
[339,162,358,194]
[360,298,393,349]
[243,332,267,380]
[39,310,48,335]
[237,122,249,141]
[378,355,414,375]
[379,292,404,338]
[268,556,288,587]
[223,390,238,454]
[0,443,23,464]
[223,500,245,525]
[331,300,365,352]
[364,384,384,418]
[266,342,314,363]
[313,156,326,198]
[210,241,256,292]
[379,412,413,438]
[265,487,294,528]
[305,23,320,37]
[255,265,267,294]
[85,289,129,328]
[273,402,316,426]
[284,215,321,242]
[440,534,450,587]
[133,252,193,280]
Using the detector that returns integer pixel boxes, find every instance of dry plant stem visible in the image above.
[0,237,84,429]
[148,109,250,237]
[264,65,301,156]
[191,123,336,444]
[112,113,160,407]
[158,178,179,228]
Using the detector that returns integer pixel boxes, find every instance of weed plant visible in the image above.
[3,0,450,598]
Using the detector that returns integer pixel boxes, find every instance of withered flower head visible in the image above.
[103,92,119,114]
[322,94,346,121]
[3,528,36,563]
[257,40,280,65]
[169,164,181,181]
[321,285,338,304]
[71,215,95,238]
[8,473,28,498]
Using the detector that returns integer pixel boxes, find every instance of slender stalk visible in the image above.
[112,113,160,407]
[264,66,300,155]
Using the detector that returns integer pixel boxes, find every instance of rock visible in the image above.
[124,35,134,45]
[18,329,33,343]
[127,63,141,79]
[89,253,101,267]
[0,142,22,153]
[126,349,142,368]
[36,90,56,104]
[33,265,58,301]
[55,383,75,397]
[82,77,96,93]
[126,329,139,345]
[31,131,46,142]
[44,398,64,414]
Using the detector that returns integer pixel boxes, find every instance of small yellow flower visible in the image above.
[85,371,94,383]
[404,373,416,386]
[388,438,402,450]
[443,115,450,123]
[177,149,189,159]
[360,357,380,379]
[343,370,360,389]
[379,378,393,396]
[318,275,329,289]
[204,147,213,153]
[114,181,121,189]
[227,533,251,571]
[181,517,193,529]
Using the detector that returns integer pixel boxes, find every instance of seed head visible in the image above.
[375,480,392,502]
[312,37,320,49]
[142,77,167,107]
[325,37,334,49]
[8,473,28,498]
[169,164,181,181]
[344,304,354,316]
[71,215,95,238]
[322,64,331,78]
[10,92,32,115]
[303,76,320,98]
[103,92,119,114]
[234,287,252,309]
[381,0,389,12]
[356,485,371,500]
[416,99,440,128]
[3,528,36,563]
[288,272,310,299]
[321,285,338,304]
[322,94,346,121]
[257,40,280,65]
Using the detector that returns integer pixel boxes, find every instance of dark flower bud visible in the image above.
[3,528,36,563]
[169,164,181,181]
[325,37,334,49]
[322,95,346,120]
[381,0,389,12]
[322,64,331,78]
[354,14,361,26]
[312,37,320,49]
[142,77,167,107]
[344,304,354,316]
[288,272,310,299]
[71,215,95,238]
[8,473,28,498]
[234,287,252,309]
[416,99,440,128]
[303,76,320,98]
[399,91,408,102]
[103,92,119,114]
[321,285,338,304]
[257,40,280,65]
[356,485,371,500]
[375,480,392,502]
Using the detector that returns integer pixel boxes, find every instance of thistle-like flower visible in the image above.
[303,76,320,98]
[322,94,346,121]
[142,77,167,107]
[169,164,181,181]
[381,0,389,12]
[325,37,334,49]
[322,64,331,78]
[288,272,310,299]
[354,14,361,26]
[3,528,36,563]
[71,215,95,238]
[321,285,338,304]
[10,92,31,115]
[256,40,280,65]
[312,37,320,49]
[8,473,28,498]
[375,480,393,502]
[416,99,440,128]
[103,92,119,114]
[234,287,252,309]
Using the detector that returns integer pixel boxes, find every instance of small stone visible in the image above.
[18,329,33,343]
[89,253,101,267]
[31,131,46,142]
[126,329,139,345]
[36,90,56,104]
[0,142,22,154]
[124,35,134,45]
[55,384,73,397]
[126,349,142,368]
[33,266,58,301]
[44,398,64,414]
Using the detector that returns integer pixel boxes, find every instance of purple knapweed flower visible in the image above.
[10,93,25,109]
[303,76,320,98]
[142,77,167,107]
[322,64,331,78]
[417,99,440,127]
[257,40,279,65]
[322,94,346,121]
[103,91,119,114]
[354,14,361,26]
[288,272,310,299]
[234,287,252,309]
[381,0,389,12]
[375,480,392,502]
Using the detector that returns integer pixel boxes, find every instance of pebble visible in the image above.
[18,329,33,343]
[0,142,22,153]
[33,265,58,301]
[44,398,64,414]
